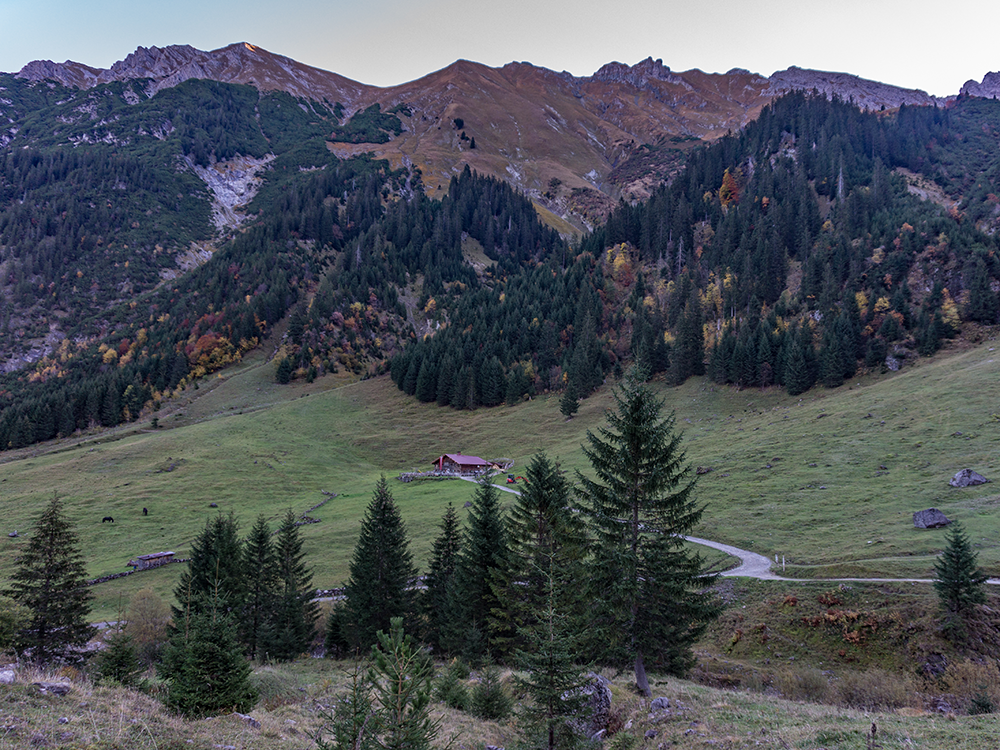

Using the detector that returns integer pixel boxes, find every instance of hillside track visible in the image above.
[460,477,1000,586]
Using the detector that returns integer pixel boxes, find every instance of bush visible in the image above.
[435,659,471,710]
[0,595,29,652]
[941,659,1000,714]
[469,662,512,721]
[95,633,144,687]
[251,666,301,709]
[774,667,831,703]
[605,733,640,750]
[124,588,171,666]
[835,669,915,710]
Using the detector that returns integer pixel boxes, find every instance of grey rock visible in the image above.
[650,696,670,711]
[913,508,951,529]
[922,654,947,677]
[645,729,658,739]
[949,468,990,488]
[234,713,260,729]
[0,669,15,684]
[33,682,70,696]
[565,672,612,739]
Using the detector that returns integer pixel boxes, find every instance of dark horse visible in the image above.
[101,516,114,523]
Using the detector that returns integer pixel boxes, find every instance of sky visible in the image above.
[1,0,998,97]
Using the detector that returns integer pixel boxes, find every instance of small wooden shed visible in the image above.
[128,551,175,570]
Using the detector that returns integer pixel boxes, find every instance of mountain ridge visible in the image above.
[12,43,988,225]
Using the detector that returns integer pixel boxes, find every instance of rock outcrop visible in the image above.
[768,66,939,110]
[960,72,1000,99]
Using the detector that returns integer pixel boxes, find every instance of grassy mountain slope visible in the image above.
[4,655,1000,749]
[0,331,996,622]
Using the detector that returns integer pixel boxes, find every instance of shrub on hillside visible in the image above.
[435,659,471,710]
[774,667,831,703]
[941,659,1000,714]
[835,668,916,710]
[469,662,512,721]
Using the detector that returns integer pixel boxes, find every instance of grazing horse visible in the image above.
[102,516,114,523]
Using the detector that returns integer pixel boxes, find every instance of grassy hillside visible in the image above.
[0,334,998,620]
[4,651,1000,750]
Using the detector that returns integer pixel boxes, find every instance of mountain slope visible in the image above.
[9,44,955,226]
[1,45,999,456]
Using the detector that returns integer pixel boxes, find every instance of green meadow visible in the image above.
[1,337,998,620]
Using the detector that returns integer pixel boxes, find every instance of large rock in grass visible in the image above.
[913,508,951,529]
[949,469,990,488]
[565,673,612,740]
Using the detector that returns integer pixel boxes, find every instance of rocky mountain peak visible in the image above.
[591,57,680,88]
[15,42,370,104]
[767,66,939,110]
[961,72,1000,99]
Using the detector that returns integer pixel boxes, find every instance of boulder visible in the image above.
[565,673,612,740]
[650,696,670,711]
[33,682,71,696]
[949,469,990,488]
[913,508,951,529]
[0,669,15,684]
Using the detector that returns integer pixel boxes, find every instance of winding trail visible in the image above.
[461,476,1000,586]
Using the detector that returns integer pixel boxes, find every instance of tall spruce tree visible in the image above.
[343,477,417,650]
[263,509,319,661]
[6,494,95,664]
[422,503,463,652]
[173,512,245,621]
[241,514,278,660]
[514,554,589,750]
[495,453,587,656]
[448,477,511,659]
[578,371,719,695]
[934,520,988,640]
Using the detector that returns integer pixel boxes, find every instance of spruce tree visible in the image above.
[6,494,95,664]
[173,513,245,622]
[784,325,812,396]
[241,514,278,660]
[315,663,381,750]
[368,618,439,750]
[934,520,988,639]
[495,453,587,656]
[343,477,417,650]
[559,382,579,420]
[449,478,511,659]
[514,556,589,750]
[263,509,319,661]
[161,584,258,718]
[423,503,463,652]
[95,632,144,686]
[578,371,719,695]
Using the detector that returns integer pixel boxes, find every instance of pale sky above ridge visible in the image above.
[1,0,997,98]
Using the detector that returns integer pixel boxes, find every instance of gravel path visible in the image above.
[682,536,789,580]
[459,476,1000,585]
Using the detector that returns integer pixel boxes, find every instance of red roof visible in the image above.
[434,454,491,467]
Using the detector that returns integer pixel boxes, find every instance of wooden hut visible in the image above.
[432,453,492,474]
[128,551,175,570]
